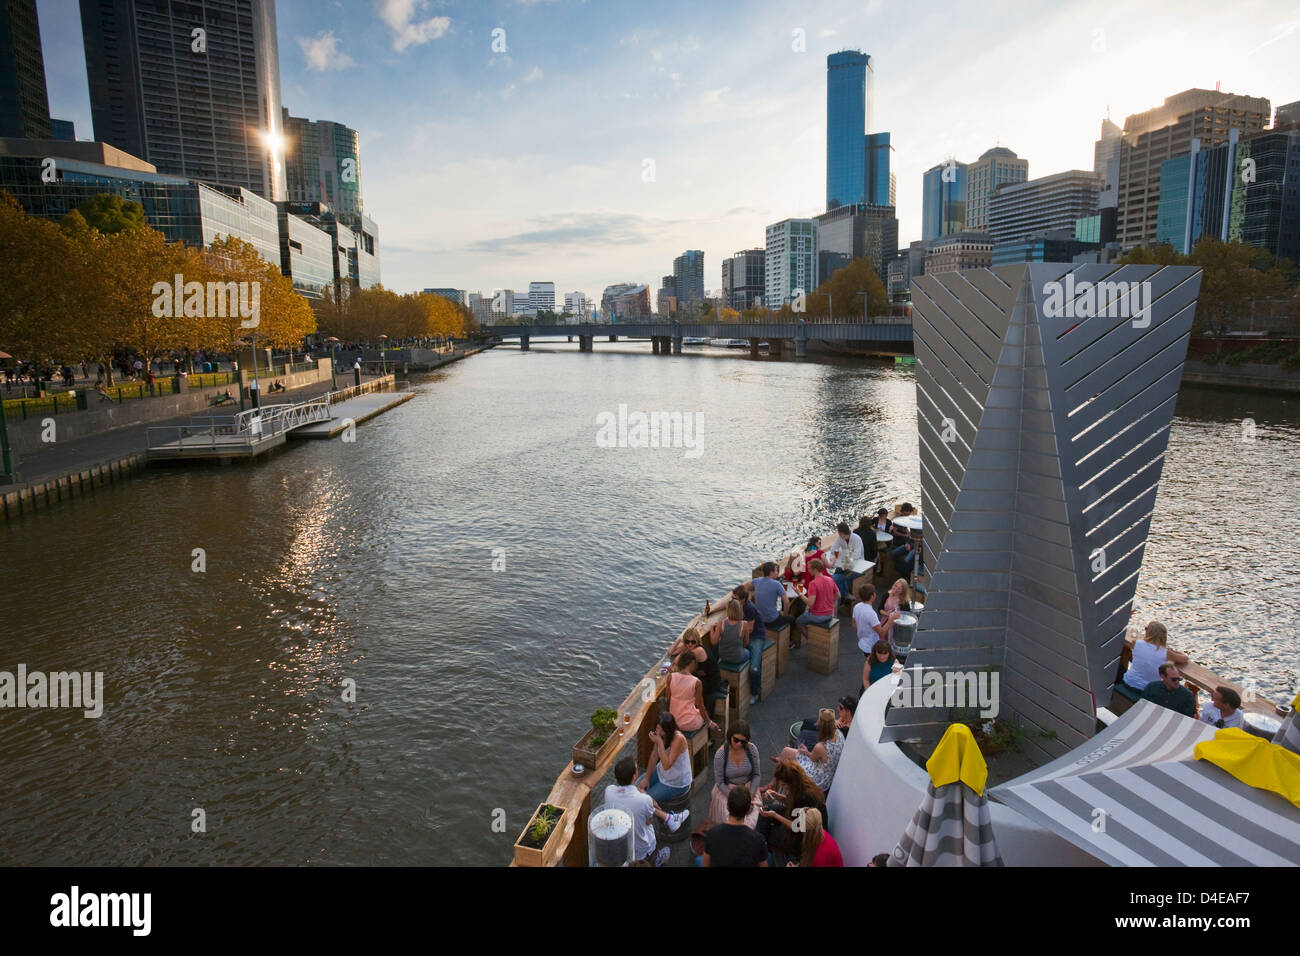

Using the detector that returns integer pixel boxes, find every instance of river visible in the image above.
[0,342,1296,865]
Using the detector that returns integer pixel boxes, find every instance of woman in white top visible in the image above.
[639,713,693,803]
[780,709,844,793]
[1123,620,1188,690]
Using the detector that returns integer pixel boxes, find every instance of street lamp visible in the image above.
[814,293,832,323]
[378,334,388,375]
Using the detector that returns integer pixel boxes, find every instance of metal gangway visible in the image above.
[147,396,333,460]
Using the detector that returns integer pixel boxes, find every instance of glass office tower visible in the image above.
[922,161,968,242]
[826,51,872,209]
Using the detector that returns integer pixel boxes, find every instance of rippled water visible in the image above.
[0,343,1296,865]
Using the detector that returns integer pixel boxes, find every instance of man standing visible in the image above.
[852,583,897,656]
[603,756,689,867]
[795,559,838,647]
[1140,664,1196,718]
[825,522,866,603]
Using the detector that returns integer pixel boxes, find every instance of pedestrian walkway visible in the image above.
[290,389,414,439]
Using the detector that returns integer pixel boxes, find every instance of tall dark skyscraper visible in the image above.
[673,249,704,315]
[0,0,52,138]
[79,0,287,201]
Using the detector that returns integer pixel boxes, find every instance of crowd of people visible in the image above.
[599,505,927,867]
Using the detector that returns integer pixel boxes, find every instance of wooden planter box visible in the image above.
[513,804,568,867]
[572,724,621,771]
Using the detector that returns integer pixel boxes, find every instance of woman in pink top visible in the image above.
[882,579,911,644]
[668,652,717,734]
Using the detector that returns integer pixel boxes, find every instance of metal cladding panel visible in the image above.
[889,264,1200,750]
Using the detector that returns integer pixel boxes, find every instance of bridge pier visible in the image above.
[658,336,672,355]
[578,335,593,352]
[608,334,618,342]
[651,338,661,354]
[567,335,573,342]
[672,336,682,354]
[795,320,807,359]
[521,335,530,351]
[749,338,760,358]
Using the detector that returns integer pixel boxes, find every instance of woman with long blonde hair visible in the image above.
[882,578,912,644]
[794,808,843,867]
[710,598,750,666]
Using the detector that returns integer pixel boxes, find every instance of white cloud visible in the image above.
[817,28,837,38]
[298,31,355,71]
[525,66,544,82]
[375,0,451,52]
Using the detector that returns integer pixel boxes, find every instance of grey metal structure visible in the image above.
[888,263,1202,764]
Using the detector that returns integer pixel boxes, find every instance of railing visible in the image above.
[146,397,331,451]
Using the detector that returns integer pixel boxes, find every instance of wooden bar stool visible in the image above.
[806,619,839,675]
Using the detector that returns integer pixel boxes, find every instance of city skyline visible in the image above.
[32,0,1300,298]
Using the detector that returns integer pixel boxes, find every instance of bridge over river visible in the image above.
[479,319,913,358]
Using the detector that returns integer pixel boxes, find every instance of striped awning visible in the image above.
[888,780,1004,867]
[989,701,1300,866]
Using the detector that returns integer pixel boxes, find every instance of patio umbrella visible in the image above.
[1274,694,1300,756]
[889,723,1003,866]
[989,701,1300,866]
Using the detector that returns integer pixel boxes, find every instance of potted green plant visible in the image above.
[572,707,622,771]
[513,803,567,867]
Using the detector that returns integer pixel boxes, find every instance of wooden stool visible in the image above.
[771,623,791,678]
[806,619,839,675]
[684,724,710,777]
[718,657,751,722]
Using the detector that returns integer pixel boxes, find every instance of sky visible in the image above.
[35,0,1300,300]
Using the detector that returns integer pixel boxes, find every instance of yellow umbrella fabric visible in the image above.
[1193,727,1300,810]
[926,723,989,796]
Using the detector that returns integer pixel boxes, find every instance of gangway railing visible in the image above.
[146,397,331,452]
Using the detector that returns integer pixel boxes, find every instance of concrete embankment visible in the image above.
[1180,361,1300,395]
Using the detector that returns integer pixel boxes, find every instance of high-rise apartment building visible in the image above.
[529,281,555,312]
[922,160,967,242]
[721,249,765,311]
[283,111,362,217]
[79,0,288,201]
[1093,118,1122,209]
[986,170,1101,244]
[765,218,818,308]
[0,0,51,138]
[1112,89,1270,248]
[673,250,704,316]
[965,147,1028,232]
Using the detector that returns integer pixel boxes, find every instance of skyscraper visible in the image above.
[986,170,1101,244]
[965,147,1028,232]
[79,0,287,201]
[283,112,363,217]
[922,160,967,242]
[0,0,52,138]
[1113,89,1270,248]
[826,51,871,209]
[529,281,555,312]
[721,249,765,311]
[864,132,893,207]
[673,250,704,316]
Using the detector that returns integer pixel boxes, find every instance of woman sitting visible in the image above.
[881,579,912,644]
[783,536,824,589]
[862,640,897,695]
[1123,619,1188,691]
[756,757,827,867]
[791,808,843,867]
[667,633,720,700]
[710,599,750,667]
[638,713,693,804]
[781,708,844,793]
[668,651,719,735]
[709,719,761,826]
[835,695,856,740]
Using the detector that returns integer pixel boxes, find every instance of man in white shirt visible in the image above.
[602,756,688,866]
[826,522,866,603]
[852,583,898,655]
[1198,686,1245,729]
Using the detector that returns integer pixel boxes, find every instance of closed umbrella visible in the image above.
[1274,694,1300,756]
[889,723,1003,866]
